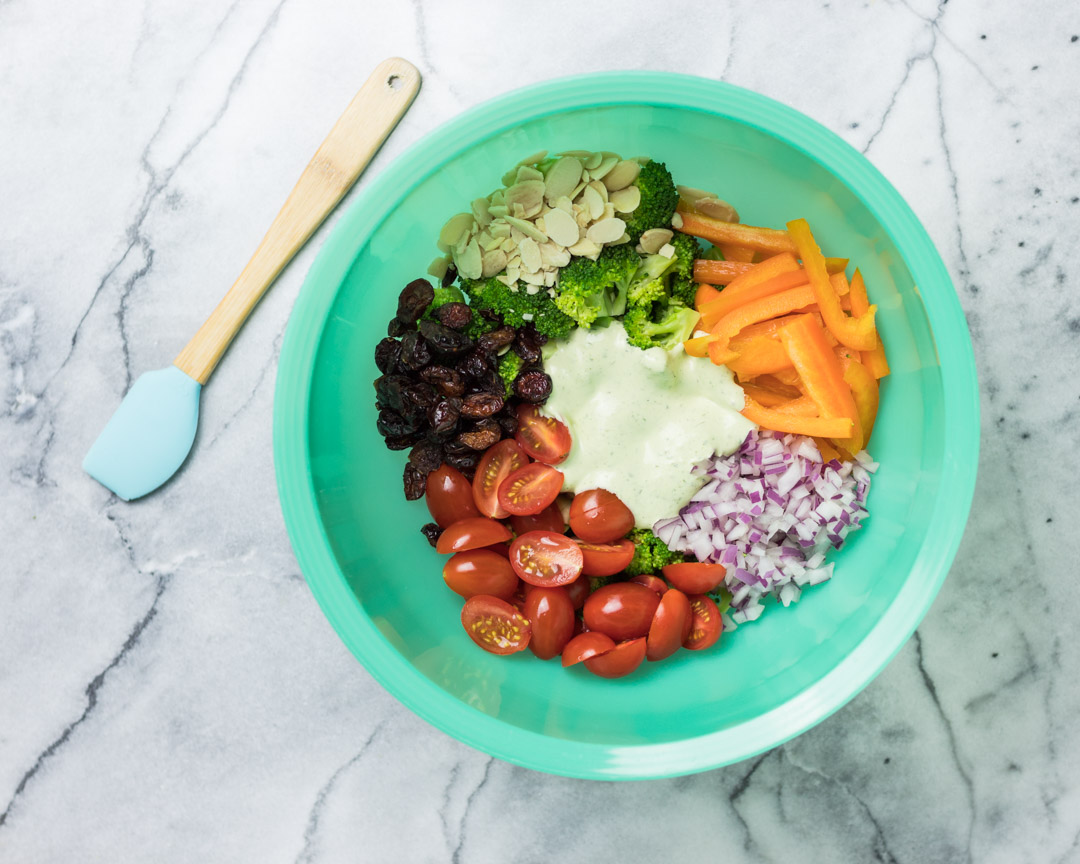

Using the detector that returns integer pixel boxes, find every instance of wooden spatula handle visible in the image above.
[174,57,421,384]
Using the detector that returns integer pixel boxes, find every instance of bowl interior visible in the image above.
[303,101,943,747]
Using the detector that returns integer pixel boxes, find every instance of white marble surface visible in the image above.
[1,0,1078,861]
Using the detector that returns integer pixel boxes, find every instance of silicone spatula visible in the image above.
[84,58,420,500]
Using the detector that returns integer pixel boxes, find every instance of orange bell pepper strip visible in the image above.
[698,255,804,328]
[727,336,792,380]
[767,367,803,388]
[849,269,890,378]
[741,382,795,407]
[741,395,853,438]
[786,219,878,351]
[830,272,850,297]
[834,344,862,365]
[707,341,740,366]
[694,259,754,284]
[678,209,798,256]
[830,359,879,453]
[777,314,861,441]
[814,437,845,463]
[751,375,803,399]
[683,333,713,357]
[770,395,819,416]
[707,284,818,350]
[695,282,722,307]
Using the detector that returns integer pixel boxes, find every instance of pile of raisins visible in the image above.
[373,277,553,501]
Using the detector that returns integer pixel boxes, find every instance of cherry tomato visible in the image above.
[510,504,565,536]
[497,463,564,517]
[629,574,668,594]
[522,587,575,660]
[509,531,584,587]
[426,464,481,528]
[488,542,511,559]
[561,631,616,667]
[435,517,513,554]
[442,550,518,600]
[514,404,572,465]
[472,439,529,519]
[646,588,692,662]
[461,595,531,655]
[578,539,635,578]
[568,489,635,543]
[683,594,723,651]
[662,562,727,594]
[584,637,647,678]
[582,582,661,642]
[564,575,591,610]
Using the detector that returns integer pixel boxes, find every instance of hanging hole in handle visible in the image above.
[387,75,402,91]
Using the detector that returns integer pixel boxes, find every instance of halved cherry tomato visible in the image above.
[497,463,564,517]
[564,575,591,610]
[509,530,584,587]
[472,439,529,519]
[435,517,513,554]
[510,504,565,536]
[646,588,692,662]
[488,542,511,559]
[442,550,518,600]
[522,587,575,660]
[583,582,661,642]
[461,595,531,655]
[662,562,727,594]
[578,539,635,577]
[561,631,616,667]
[514,404,572,465]
[683,594,723,651]
[584,637,646,678]
[569,489,635,543]
[426,464,481,528]
[629,574,668,595]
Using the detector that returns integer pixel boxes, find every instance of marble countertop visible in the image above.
[2,1,1078,861]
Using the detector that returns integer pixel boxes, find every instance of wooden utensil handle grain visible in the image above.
[174,57,421,384]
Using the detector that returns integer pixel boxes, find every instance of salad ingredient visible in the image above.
[693,256,849,285]
[473,439,529,518]
[497,463,564,516]
[583,637,647,678]
[396,278,435,324]
[553,244,641,326]
[514,404,572,465]
[578,539,636,577]
[622,160,679,241]
[569,488,635,544]
[564,575,591,610]
[697,253,802,327]
[683,595,722,651]
[461,595,531,655]
[625,528,685,577]
[836,359,880,454]
[676,208,797,256]
[561,632,616,667]
[435,517,513,554]
[496,352,524,396]
[510,503,566,536]
[622,302,701,351]
[522,587,576,660]
[542,322,753,527]
[777,315,859,438]
[653,430,876,626]
[443,550,519,600]
[460,276,576,339]
[661,562,727,594]
[511,369,553,403]
[646,588,693,662]
[849,270,890,378]
[583,582,661,641]
[741,398,853,438]
[509,530,584,587]
[426,464,482,527]
[420,522,443,547]
[629,573,668,594]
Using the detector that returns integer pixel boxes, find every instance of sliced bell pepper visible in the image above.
[698,255,805,328]
[814,437,845,463]
[727,336,792,380]
[683,333,713,357]
[741,382,796,407]
[742,395,853,438]
[707,341,740,367]
[770,395,819,416]
[849,269,890,378]
[831,358,879,453]
[786,219,878,351]
[678,209,798,255]
[694,282,722,307]
[829,271,850,297]
[708,284,818,351]
[751,375,803,399]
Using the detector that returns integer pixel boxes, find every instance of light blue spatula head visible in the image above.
[83,365,202,501]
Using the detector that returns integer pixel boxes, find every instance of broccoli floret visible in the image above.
[421,284,465,320]
[623,160,678,241]
[464,314,497,340]
[460,276,576,340]
[622,301,701,351]
[668,233,701,308]
[699,244,726,262]
[496,351,523,396]
[625,528,685,577]
[554,244,640,326]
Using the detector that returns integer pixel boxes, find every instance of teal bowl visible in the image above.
[273,72,979,779]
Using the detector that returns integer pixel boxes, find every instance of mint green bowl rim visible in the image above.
[273,71,980,780]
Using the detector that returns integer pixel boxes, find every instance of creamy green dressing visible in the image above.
[542,322,755,529]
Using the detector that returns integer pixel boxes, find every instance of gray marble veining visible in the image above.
[2,1,1079,861]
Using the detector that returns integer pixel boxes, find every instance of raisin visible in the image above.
[436,302,473,331]
[461,392,504,418]
[373,374,410,413]
[403,463,426,500]
[443,437,474,456]
[397,278,435,324]
[420,365,465,398]
[477,326,517,355]
[420,522,443,547]
[513,370,552,403]
[441,265,457,288]
[377,408,419,439]
[496,411,518,436]
[401,382,438,420]
[384,433,421,450]
[458,350,491,380]
[374,337,402,374]
[456,419,502,451]
[444,451,480,479]
[512,329,543,365]
[398,330,432,371]
[418,319,474,358]
[409,439,444,475]
[466,369,502,397]
[428,397,461,436]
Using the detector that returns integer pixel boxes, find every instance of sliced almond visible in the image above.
[516,150,548,166]
[610,185,641,214]
[583,151,603,171]
[487,204,509,218]
[481,248,508,277]
[610,232,631,245]
[516,165,544,183]
[543,156,584,202]
[438,212,475,253]
[582,185,605,221]
[638,228,674,254]
[427,255,450,280]
[671,211,684,230]
[540,242,571,268]
[586,217,627,245]
[601,202,615,221]
[676,185,714,205]
[455,237,483,280]
[519,237,542,273]
[590,154,619,181]
[471,197,493,229]
[694,197,740,223]
[568,237,602,258]
[544,270,557,287]
[504,215,548,243]
[478,231,503,252]
[522,271,545,289]
[506,179,546,215]
[554,195,574,214]
[542,207,581,247]
[489,219,511,238]
[603,160,641,192]
[573,203,591,228]
[658,242,676,259]
[557,150,591,158]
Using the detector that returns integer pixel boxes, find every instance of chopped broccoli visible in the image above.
[668,233,701,308]
[421,284,465,320]
[699,244,726,262]
[496,351,523,396]
[625,528,685,577]
[463,313,498,340]
[554,244,640,327]
[459,276,576,340]
[623,160,679,241]
[622,301,701,351]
